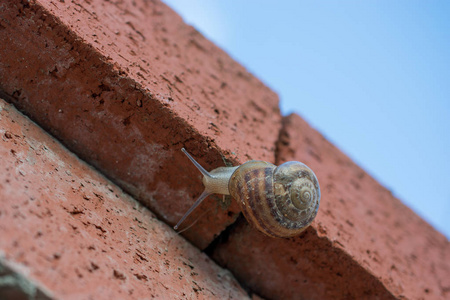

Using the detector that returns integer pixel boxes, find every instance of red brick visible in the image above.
[211,114,450,299]
[0,0,281,249]
[0,99,251,299]
[2,0,449,299]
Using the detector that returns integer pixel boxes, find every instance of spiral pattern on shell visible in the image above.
[229,161,320,238]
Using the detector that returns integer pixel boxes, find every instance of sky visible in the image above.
[162,0,450,239]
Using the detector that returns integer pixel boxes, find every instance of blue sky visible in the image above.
[163,0,450,239]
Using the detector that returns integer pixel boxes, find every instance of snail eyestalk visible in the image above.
[174,148,214,231]
[181,148,212,178]
[174,190,211,230]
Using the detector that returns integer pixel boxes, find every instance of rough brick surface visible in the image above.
[2,0,449,299]
[0,99,250,299]
[0,0,281,249]
[211,114,450,300]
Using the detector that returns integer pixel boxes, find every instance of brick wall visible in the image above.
[0,1,448,299]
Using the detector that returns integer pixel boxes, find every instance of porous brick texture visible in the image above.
[1,0,449,299]
[0,99,250,299]
[211,114,450,299]
[0,0,281,249]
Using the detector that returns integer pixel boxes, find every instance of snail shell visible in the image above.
[229,160,320,237]
[174,148,320,238]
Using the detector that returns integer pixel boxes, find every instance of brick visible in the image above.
[0,99,251,299]
[3,0,448,298]
[210,114,450,300]
[0,0,281,249]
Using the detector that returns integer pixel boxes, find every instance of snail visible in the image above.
[174,148,320,238]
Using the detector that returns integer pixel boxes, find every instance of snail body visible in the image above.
[174,148,320,238]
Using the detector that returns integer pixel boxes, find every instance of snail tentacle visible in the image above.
[175,148,235,230]
[174,189,211,230]
[181,148,212,178]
